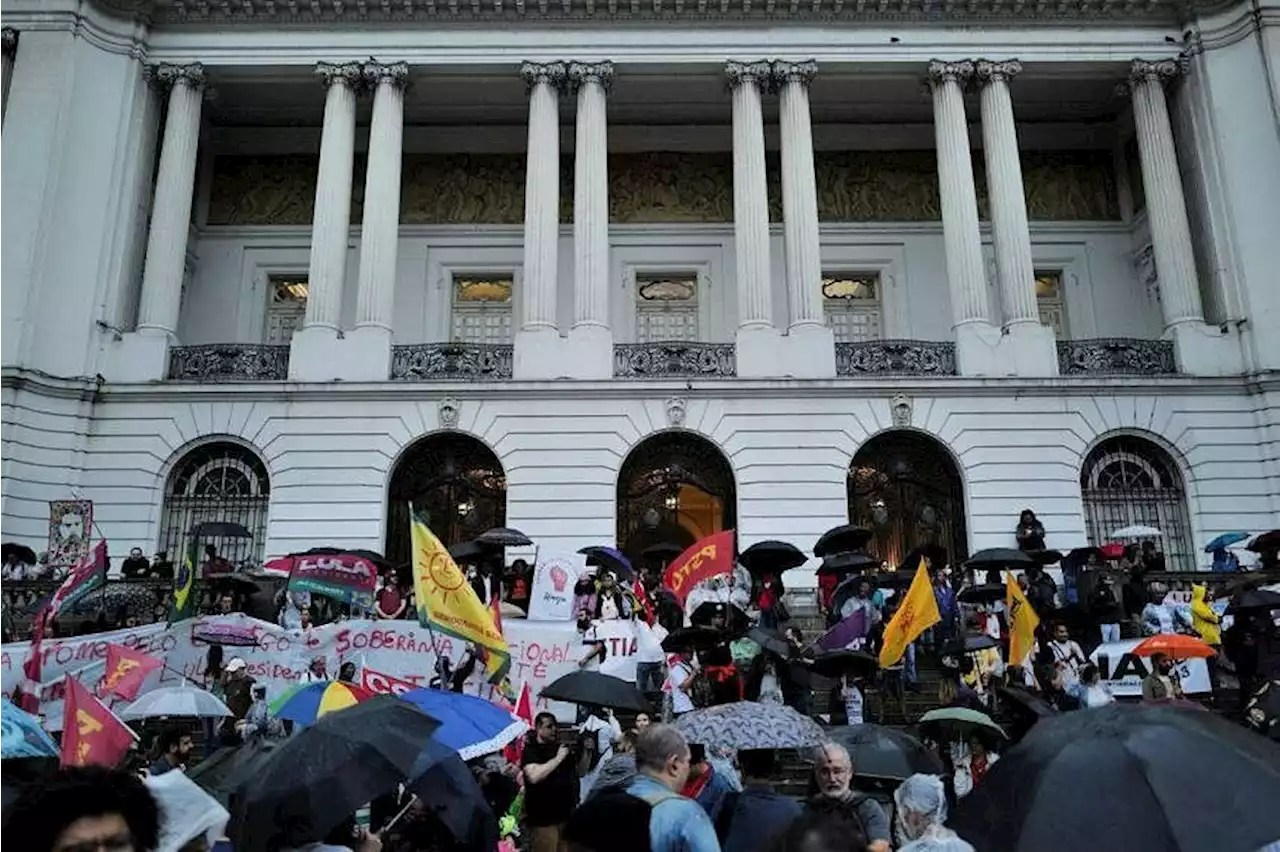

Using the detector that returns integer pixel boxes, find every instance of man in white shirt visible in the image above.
[1048,623,1087,688]
[668,652,697,716]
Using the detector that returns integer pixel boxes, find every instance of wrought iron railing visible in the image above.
[834,340,958,376]
[167,344,290,382]
[1057,338,1177,376]
[390,343,514,381]
[613,342,736,379]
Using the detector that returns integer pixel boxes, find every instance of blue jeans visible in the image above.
[1099,623,1121,644]
[903,642,917,685]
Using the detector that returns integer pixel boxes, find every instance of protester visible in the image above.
[121,547,152,579]
[1046,623,1087,689]
[238,683,287,741]
[1075,663,1116,708]
[521,712,579,852]
[755,571,787,630]
[932,571,958,651]
[595,570,633,620]
[666,650,699,718]
[149,725,193,776]
[1014,509,1046,552]
[222,658,254,721]
[1141,652,1185,700]
[634,711,652,731]
[1088,574,1124,645]
[893,773,974,852]
[681,743,737,821]
[585,730,639,798]
[718,749,803,852]
[952,736,998,799]
[806,742,891,852]
[1035,664,1082,712]
[8,765,161,852]
[1190,584,1222,648]
[842,674,865,726]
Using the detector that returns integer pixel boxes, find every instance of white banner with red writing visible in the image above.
[3,614,648,723]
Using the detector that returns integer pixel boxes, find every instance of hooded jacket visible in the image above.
[1190,585,1221,646]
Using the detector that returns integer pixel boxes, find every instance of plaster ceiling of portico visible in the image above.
[203,65,1130,127]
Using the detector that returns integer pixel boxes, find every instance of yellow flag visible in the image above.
[409,507,510,683]
[1005,571,1040,666]
[879,559,941,668]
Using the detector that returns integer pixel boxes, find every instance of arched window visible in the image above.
[1081,435,1193,571]
[159,441,270,567]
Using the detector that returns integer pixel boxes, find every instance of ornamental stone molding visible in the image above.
[770,59,818,89]
[890,393,913,427]
[438,396,461,429]
[1129,57,1184,86]
[146,63,206,91]
[725,60,772,89]
[362,60,409,89]
[974,59,1022,84]
[315,60,363,89]
[665,396,688,428]
[568,61,613,93]
[520,60,568,92]
[926,59,975,87]
[2,28,17,57]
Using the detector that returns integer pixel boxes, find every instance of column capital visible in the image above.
[315,61,364,90]
[927,59,975,87]
[568,61,613,93]
[146,63,206,92]
[1129,57,1183,87]
[2,28,18,57]
[975,59,1022,85]
[725,60,772,89]
[520,60,568,92]
[771,59,818,89]
[362,60,408,90]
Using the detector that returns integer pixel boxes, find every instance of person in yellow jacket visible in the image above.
[1190,584,1222,647]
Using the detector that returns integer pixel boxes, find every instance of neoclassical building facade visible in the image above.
[2,0,1278,580]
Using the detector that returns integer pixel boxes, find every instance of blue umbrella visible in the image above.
[398,688,528,760]
[1204,532,1251,552]
[2,698,58,760]
[578,545,634,579]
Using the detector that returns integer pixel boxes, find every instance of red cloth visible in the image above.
[758,575,778,610]
[819,574,838,610]
[376,586,403,618]
[681,765,713,800]
[61,677,134,768]
[971,755,990,786]
[100,644,163,701]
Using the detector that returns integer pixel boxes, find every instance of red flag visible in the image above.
[632,580,655,625]
[514,680,534,726]
[60,677,135,768]
[360,666,420,696]
[662,530,736,606]
[99,644,163,701]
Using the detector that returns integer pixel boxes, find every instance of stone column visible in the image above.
[136,64,205,338]
[520,61,566,333]
[727,60,774,331]
[976,59,1037,327]
[774,60,824,330]
[354,60,407,333]
[1129,58,1205,328]
[2,28,16,123]
[569,61,612,332]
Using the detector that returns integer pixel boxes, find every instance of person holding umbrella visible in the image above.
[1141,652,1185,701]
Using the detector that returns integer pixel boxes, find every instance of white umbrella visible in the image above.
[1110,524,1163,538]
[120,685,232,720]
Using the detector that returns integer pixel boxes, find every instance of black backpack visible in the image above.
[565,786,679,852]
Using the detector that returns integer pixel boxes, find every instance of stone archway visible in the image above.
[385,432,506,567]
[848,430,967,569]
[616,432,737,570]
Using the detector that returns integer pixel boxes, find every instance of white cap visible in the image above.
[225,658,247,673]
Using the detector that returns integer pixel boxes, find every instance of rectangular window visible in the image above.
[265,275,308,345]
[451,274,514,344]
[1035,270,1068,337]
[822,273,882,343]
[635,273,699,343]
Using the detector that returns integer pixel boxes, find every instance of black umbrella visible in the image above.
[208,572,262,595]
[1246,529,1280,553]
[448,540,485,565]
[1,543,37,565]
[641,542,684,563]
[1226,588,1280,615]
[995,685,1059,719]
[189,739,282,807]
[192,521,253,539]
[689,601,751,634]
[540,671,651,713]
[964,548,1035,571]
[407,737,497,850]
[816,550,881,577]
[872,569,917,589]
[898,543,949,572]
[476,527,532,548]
[578,546,635,580]
[826,724,945,782]
[1065,546,1104,563]
[950,704,1280,852]
[228,696,441,852]
[958,583,1006,605]
[803,649,879,679]
[739,540,808,575]
[814,525,874,558]
[747,626,793,658]
[661,626,725,654]
[941,634,1001,656]
[1027,549,1064,566]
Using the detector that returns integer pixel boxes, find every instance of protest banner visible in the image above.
[1089,637,1211,697]
[527,552,587,621]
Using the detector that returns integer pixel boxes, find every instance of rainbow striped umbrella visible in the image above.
[270,681,375,724]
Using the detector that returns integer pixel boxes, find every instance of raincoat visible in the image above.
[1190,584,1222,646]
[893,773,975,852]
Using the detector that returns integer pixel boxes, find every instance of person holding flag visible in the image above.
[879,559,941,669]
[1005,570,1041,678]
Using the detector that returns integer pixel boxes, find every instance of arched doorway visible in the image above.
[159,440,271,566]
[848,430,966,569]
[616,432,737,569]
[1081,434,1192,571]
[385,433,507,567]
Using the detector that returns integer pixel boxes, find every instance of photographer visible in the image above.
[521,712,579,852]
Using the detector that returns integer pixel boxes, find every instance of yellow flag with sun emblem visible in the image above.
[879,559,941,668]
[1005,570,1040,667]
[409,507,510,683]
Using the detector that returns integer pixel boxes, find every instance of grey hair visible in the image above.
[813,741,851,766]
[635,724,690,773]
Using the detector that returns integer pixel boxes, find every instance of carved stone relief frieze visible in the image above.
[401,154,526,224]
[608,152,734,223]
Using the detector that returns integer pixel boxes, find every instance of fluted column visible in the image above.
[929,60,989,328]
[774,60,824,330]
[569,61,612,331]
[2,29,16,123]
[354,61,407,332]
[520,61,566,332]
[136,64,205,337]
[727,60,774,330]
[976,59,1039,328]
[1130,58,1204,328]
[305,61,361,332]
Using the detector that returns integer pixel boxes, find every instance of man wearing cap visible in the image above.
[222,658,255,722]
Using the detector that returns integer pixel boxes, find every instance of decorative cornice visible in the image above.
[362,59,409,89]
[568,60,613,93]
[2,28,18,58]
[146,62,206,91]
[974,58,1022,85]
[520,60,568,92]
[927,59,974,87]
[725,60,772,90]
[1129,57,1183,87]
[771,59,818,89]
[315,60,363,89]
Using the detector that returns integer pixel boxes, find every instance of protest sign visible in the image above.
[527,552,586,621]
[1089,637,1211,696]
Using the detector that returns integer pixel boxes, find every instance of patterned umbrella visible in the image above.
[270,681,375,724]
[1,698,58,760]
[674,701,826,752]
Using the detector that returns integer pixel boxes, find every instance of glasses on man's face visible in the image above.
[55,834,134,852]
